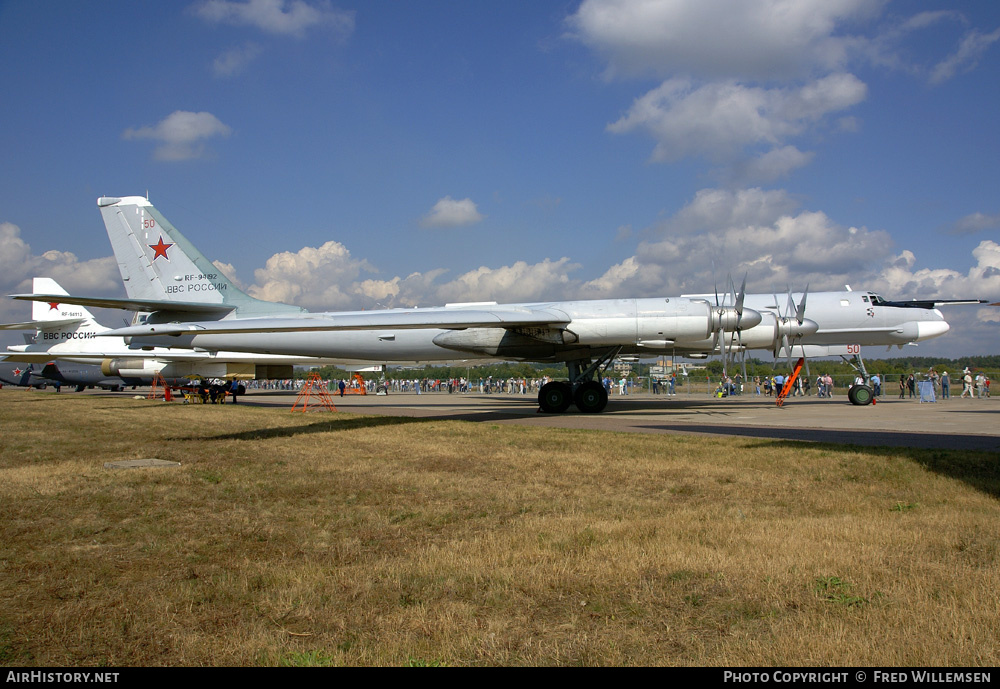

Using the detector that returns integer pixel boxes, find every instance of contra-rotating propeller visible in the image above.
[772,285,818,372]
[712,274,754,381]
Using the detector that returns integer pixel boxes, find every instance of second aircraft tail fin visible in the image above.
[30,277,99,324]
[0,278,110,352]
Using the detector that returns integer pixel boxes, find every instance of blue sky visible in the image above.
[1,0,998,357]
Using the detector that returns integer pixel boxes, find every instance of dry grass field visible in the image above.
[0,388,997,666]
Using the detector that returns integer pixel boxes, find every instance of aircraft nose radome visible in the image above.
[916,320,950,341]
[740,308,762,329]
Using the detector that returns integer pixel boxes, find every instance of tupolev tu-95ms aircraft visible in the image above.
[11,196,982,412]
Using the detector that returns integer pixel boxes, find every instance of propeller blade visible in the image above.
[795,284,809,324]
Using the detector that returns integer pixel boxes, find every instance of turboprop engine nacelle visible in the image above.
[702,312,820,354]
[709,305,763,333]
[774,316,820,341]
[101,359,259,379]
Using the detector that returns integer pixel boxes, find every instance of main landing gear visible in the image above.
[537,347,619,414]
[842,351,875,406]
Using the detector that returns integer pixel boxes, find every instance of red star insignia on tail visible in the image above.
[149,236,174,261]
[48,302,59,311]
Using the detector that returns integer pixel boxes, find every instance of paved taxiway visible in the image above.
[238,390,999,452]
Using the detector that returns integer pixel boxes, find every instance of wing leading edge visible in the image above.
[103,306,572,338]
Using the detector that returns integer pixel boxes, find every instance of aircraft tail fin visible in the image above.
[97,196,305,318]
[30,278,97,324]
[0,279,116,361]
[0,278,106,336]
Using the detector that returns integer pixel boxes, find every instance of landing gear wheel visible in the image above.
[574,380,608,413]
[848,384,874,406]
[538,381,572,413]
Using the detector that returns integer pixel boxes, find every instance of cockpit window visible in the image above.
[862,295,869,302]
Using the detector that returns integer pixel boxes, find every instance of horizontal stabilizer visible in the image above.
[0,318,85,331]
[1,354,70,363]
[10,293,235,316]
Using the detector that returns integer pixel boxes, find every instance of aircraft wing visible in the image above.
[9,293,235,315]
[103,306,572,337]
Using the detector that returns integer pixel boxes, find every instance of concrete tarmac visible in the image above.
[240,389,1000,452]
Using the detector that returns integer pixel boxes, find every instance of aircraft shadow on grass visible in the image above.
[668,434,1000,499]
[179,414,439,442]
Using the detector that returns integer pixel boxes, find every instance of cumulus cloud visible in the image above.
[727,146,816,185]
[194,0,355,39]
[657,187,800,236]
[930,26,1000,84]
[420,196,485,229]
[872,240,1000,352]
[122,111,232,161]
[857,10,1000,85]
[574,188,895,299]
[567,0,878,81]
[211,260,246,288]
[426,259,577,305]
[247,240,381,309]
[571,2,875,178]
[242,233,579,310]
[571,1,999,183]
[213,42,263,77]
[875,240,1000,300]
[0,222,121,340]
[0,223,120,297]
[946,212,1000,236]
[607,74,866,163]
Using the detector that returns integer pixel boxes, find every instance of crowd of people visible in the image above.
[706,366,992,401]
[883,367,991,400]
[711,373,823,398]
[237,367,991,401]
